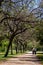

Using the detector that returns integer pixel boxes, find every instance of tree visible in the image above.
[0,0,43,57]
[36,21,43,45]
[0,0,4,6]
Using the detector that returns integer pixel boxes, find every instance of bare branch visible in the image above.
[15,28,28,35]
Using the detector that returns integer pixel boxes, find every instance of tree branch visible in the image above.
[15,28,28,36]
[7,21,14,33]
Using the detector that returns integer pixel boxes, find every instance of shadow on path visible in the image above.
[0,52,42,65]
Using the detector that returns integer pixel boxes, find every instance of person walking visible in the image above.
[32,48,36,54]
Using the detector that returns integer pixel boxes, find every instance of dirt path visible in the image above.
[0,52,41,65]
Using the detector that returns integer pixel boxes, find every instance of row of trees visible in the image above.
[0,0,43,57]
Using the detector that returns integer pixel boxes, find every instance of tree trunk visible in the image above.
[20,44,22,53]
[4,34,14,57]
[11,43,13,55]
[16,46,18,54]
[23,45,25,53]
[15,42,18,54]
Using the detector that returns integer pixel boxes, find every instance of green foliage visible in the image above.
[37,54,43,62]
[0,0,43,57]
[35,21,43,45]
[0,39,9,52]
[37,54,43,65]
[1,39,9,46]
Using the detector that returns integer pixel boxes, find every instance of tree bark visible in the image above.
[4,33,14,57]
[15,42,18,54]
[11,43,13,55]
[15,46,18,54]
[23,45,25,53]
[20,44,22,53]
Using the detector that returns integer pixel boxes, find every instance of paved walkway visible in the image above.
[0,52,41,65]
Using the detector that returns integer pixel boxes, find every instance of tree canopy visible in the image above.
[0,0,43,57]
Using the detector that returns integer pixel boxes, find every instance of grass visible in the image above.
[0,50,26,61]
[0,54,7,61]
[37,54,43,65]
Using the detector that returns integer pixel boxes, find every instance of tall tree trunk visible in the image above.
[15,43,18,54]
[16,46,18,54]
[11,43,13,55]
[4,34,14,57]
[23,45,25,53]
[20,44,22,53]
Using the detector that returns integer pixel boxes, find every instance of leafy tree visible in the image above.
[0,0,43,57]
[36,21,43,45]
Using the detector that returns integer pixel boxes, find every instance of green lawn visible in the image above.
[0,55,6,60]
[37,54,43,65]
[0,50,26,61]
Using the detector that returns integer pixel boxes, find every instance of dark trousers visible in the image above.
[32,51,36,54]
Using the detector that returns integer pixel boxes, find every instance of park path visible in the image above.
[0,52,41,65]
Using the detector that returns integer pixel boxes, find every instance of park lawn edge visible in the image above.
[36,54,43,65]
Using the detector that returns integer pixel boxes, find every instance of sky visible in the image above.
[35,0,41,7]
[3,0,43,18]
[11,0,41,8]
